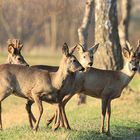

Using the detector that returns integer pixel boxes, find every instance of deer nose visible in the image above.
[88,62,93,66]
[132,66,137,71]
[80,67,85,71]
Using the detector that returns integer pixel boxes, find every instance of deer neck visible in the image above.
[7,55,12,64]
[120,61,136,86]
[52,57,70,90]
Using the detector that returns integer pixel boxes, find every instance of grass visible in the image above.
[0,52,140,140]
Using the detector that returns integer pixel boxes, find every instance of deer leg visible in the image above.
[0,102,2,130]
[46,104,58,127]
[0,90,11,130]
[77,93,86,105]
[106,99,111,135]
[100,98,108,134]
[33,95,43,131]
[25,100,36,129]
[46,113,55,127]
[46,109,63,129]
[50,105,65,129]
[46,94,73,129]
[59,107,65,128]
[52,105,61,131]
[60,94,74,129]
[61,104,71,130]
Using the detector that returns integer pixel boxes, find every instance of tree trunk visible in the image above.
[94,0,123,70]
[50,14,57,50]
[78,0,94,49]
[16,0,23,39]
[118,0,131,47]
[77,0,94,105]
[0,0,14,38]
[69,21,77,46]
[44,22,51,47]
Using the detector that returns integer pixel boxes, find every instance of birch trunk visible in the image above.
[94,0,123,70]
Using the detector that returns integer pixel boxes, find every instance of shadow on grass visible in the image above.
[67,121,140,140]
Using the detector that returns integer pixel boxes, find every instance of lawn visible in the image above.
[0,51,140,140]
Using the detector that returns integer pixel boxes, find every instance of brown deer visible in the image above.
[0,43,84,131]
[31,43,99,71]
[7,39,28,66]
[47,40,140,135]
[6,39,99,129]
[26,43,99,129]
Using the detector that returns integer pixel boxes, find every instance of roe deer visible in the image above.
[0,43,84,131]
[31,43,99,71]
[6,39,99,129]
[7,39,28,66]
[26,43,99,129]
[47,40,140,135]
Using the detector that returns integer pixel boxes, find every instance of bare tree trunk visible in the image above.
[44,21,51,47]
[69,21,77,46]
[16,0,23,39]
[50,14,57,50]
[78,0,94,50]
[77,0,94,105]
[0,0,14,38]
[94,0,123,70]
[118,0,131,47]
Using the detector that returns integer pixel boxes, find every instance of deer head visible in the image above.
[122,40,140,72]
[77,43,99,69]
[7,39,29,66]
[62,43,84,73]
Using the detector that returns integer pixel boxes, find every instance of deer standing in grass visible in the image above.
[0,43,84,131]
[25,43,99,129]
[6,39,99,129]
[47,41,140,135]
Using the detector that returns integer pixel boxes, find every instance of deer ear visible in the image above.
[126,40,132,51]
[89,43,99,53]
[122,47,130,58]
[69,45,77,55]
[8,45,15,54]
[77,44,85,53]
[62,43,69,56]
[19,44,23,51]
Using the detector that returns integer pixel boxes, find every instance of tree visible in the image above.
[78,0,123,104]
[118,0,131,47]
[78,0,94,50]
[0,0,14,38]
[94,0,123,70]
[77,0,94,105]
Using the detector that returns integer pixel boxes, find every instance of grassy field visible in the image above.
[0,52,140,140]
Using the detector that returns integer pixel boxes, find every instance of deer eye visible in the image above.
[83,56,86,58]
[17,57,21,61]
[73,59,76,62]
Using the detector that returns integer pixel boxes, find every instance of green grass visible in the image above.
[0,52,140,140]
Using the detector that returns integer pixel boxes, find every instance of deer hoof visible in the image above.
[106,131,111,136]
[100,128,105,134]
[46,121,52,127]
[52,124,60,131]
